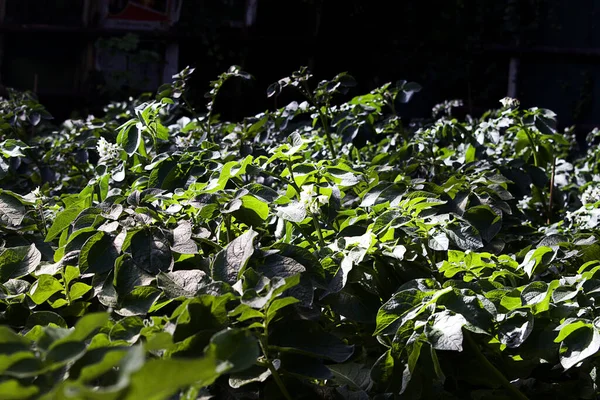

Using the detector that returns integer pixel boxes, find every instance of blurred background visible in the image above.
[0,0,597,134]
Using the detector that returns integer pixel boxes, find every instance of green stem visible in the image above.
[286,160,302,197]
[319,109,336,157]
[258,338,293,400]
[94,184,103,204]
[37,204,48,237]
[522,126,539,167]
[225,214,232,244]
[300,81,336,157]
[291,221,318,253]
[311,214,324,246]
[261,166,301,195]
[548,155,556,224]
[464,331,529,400]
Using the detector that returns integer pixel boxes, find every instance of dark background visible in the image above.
[1,0,599,134]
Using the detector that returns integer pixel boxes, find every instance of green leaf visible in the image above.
[427,310,467,351]
[428,232,449,251]
[119,123,141,156]
[116,286,161,317]
[0,380,39,399]
[69,282,92,301]
[446,224,483,250]
[229,364,272,388]
[233,195,270,227]
[172,295,231,343]
[276,201,306,223]
[229,304,265,322]
[0,192,25,227]
[557,324,600,370]
[158,270,205,298]
[520,246,555,277]
[463,205,501,243]
[45,203,84,242]
[79,232,119,274]
[212,229,258,285]
[205,328,259,373]
[266,297,299,326]
[28,275,64,305]
[125,356,219,400]
[374,289,431,336]
[328,362,373,391]
[498,310,533,348]
[130,229,174,275]
[0,244,41,283]
[271,321,354,363]
[75,348,129,383]
[555,320,590,343]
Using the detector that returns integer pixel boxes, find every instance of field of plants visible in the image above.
[1,65,600,399]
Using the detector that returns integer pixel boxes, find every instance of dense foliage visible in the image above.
[1,65,600,399]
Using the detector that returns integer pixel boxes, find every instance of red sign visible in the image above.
[102,0,181,30]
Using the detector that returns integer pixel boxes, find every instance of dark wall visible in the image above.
[3,0,599,132]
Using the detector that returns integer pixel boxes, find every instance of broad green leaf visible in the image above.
[557,324,600,370]
[157,270,205,298]
[116,286,161,317]
[276,201,306,223]
[271,321,354,363]
[229,304,265,322]
[130,229,174,275]
[28,275,64,305]
[69,282,92,301]
[266,297,300,326]
[374,289,431,336]
[205,328,259,373]
[328,362,373,391]
[0,192,25,227]
[446,224,484,250]
[79,232,119,274]
[45,203,85,242]
[229,365,272,388]
[428,232,449,251]
[172,295,232,343]
[0,380,39,399]
[212,229,258,285]
[0,244,41,283]
[520,246,555,277]
[463,205,501,243]
[498,310,534,348]
[427,310,467,351]
[118,123,141,156]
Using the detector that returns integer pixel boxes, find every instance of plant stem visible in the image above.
[291,221,319,253]
[311,214,324,246]
[266,361,293,400]
[522,126,539,167]
[225,214,232,244]
[286,160,302,196]
[464,330,529,400]
[37,204,48,237]
[258,338,293,400]
[547,155,556,224]
[319,110,336,157]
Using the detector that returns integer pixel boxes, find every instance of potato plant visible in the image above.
[0,66,600,399]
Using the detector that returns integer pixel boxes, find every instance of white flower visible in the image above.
[175,135,193,148]
[299,184,328,214]
[96,137,121,161]
[432,99,463,118]
[500,97,520,109]
[581,184,600,206]
[518,195,532,210]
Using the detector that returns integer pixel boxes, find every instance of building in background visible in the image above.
[0,1,599,135]
[0,0,256,119]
